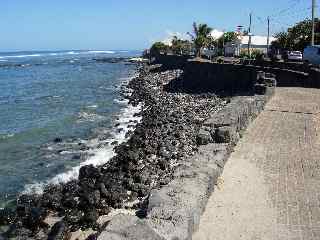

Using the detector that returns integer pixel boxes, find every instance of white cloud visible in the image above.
[162,29,224,45]
[161,30,191,46]
[210,29,224,39]
[151,28,224,47]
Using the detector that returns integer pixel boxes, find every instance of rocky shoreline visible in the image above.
[0,64,224,239]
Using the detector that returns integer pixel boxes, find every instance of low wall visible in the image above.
[97,71,276,240]
[96,54,320,239]
[153,55,320,91]
[98,91,274,240]
[249,65,320,88]
[152,54,190,70]
[182,61,257,94]
[242,59,311,72]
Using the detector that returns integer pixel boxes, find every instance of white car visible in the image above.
[303,45,320,65]
[287,51,303,61]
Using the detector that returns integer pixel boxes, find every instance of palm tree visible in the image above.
[188,22,213,57]
[171,36,193,55]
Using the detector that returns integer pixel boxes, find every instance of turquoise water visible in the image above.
[0,50,141,206]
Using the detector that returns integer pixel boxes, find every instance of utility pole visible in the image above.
[222,30,225,56]
[267,17,270,56]
[312,0,316,46]
[248,13,252,57]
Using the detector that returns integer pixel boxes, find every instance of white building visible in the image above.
[225,35,277,56]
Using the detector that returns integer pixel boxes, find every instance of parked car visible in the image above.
[287,51,303,61]
[303,45,320,65]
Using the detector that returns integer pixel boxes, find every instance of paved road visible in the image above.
[193,88,320,240]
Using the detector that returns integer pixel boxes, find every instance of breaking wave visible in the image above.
[23,74,142,195]
[0,50,116,60]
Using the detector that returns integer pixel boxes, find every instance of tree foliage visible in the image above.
[217,31,239,49]
[150,42,169,55]
[188,22,213,57]
[271,19,320,51]
[171,36,192,55]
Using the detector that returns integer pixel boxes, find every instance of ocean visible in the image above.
[0,50,142,208]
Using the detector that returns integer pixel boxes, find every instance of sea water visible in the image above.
[0,50,142,207]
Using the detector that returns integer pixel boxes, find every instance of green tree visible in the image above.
[271,18,320,51]
[217,31,239,49]
[150,42,169,56]
[188,22,213,57]
[272,31,290,50]
[171,36,193,55]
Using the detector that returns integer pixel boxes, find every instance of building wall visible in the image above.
[240,44,268,54]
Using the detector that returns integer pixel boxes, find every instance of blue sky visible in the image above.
[0,0,315,51]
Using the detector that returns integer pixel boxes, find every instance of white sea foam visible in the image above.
[0,54,42,59]
[114,98,129,104]
[67,51,77,55]
[87,105,98,109]
[0,133,15,140]
[87,50,115,54]
[23,75,142,195]
[0,50,120,60]
[77,111,106,123]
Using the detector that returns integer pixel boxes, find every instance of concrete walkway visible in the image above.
[193,88,320,240]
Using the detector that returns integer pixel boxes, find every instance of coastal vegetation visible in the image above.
[271,18,320,51]
[150,18,320,60]
[171,36,193,55]
[216,31,239,49]
[239,48,264,60]
[149,15,320,62]
[150,41,169,55]
[187,22,213,57]
[150,22,216,57]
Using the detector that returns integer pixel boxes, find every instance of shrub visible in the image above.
[216,57,224,64]
[251,49,264,60]
[239,49,249,59]
[150,42,169,56]
[239,49,264,60]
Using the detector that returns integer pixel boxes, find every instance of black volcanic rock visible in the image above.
[4,64,223,239]
[79,165,101,180]
[47,221,68,240]
[53,138,62,143]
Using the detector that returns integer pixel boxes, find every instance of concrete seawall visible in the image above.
[153,55,320,91]
[98,94,274,240]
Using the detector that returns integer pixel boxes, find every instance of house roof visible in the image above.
[241,35,277,46]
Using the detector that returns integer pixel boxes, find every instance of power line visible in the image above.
[253,5,313,33]
[270,0,302,17]
[272,6,312,19]
[276,8,312,19]
[270,18,292,27]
